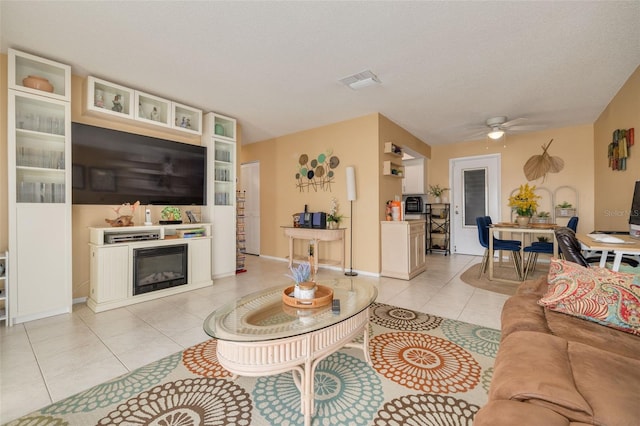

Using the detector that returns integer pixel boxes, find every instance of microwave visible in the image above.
[405,196,424,213]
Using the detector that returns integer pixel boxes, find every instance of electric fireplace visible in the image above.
[133,244,188,295]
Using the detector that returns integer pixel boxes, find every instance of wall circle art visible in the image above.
[295,150,340,192]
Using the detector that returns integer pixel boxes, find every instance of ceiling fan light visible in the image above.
[488,129,504,140]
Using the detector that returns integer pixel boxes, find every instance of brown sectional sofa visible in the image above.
[474,276,640,426]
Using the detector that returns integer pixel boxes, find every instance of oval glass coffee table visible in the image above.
[204,277,377,426]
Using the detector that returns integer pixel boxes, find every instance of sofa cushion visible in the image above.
[568,341,640,426]
[545,309,640,360]
[516,275,549,296]
[489,331,593,423]
[500,294,551,340]
[539,258,640,336]
[474,400,572,426]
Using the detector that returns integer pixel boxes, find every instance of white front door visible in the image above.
[240,161,260,255]
[450,154,501,255]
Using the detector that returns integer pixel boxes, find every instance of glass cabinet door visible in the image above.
[214,140,235,206]
[11,92,69,203]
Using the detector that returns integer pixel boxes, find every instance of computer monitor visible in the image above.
[628,181,640,238]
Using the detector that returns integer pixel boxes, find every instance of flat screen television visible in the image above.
[72,122,206,205]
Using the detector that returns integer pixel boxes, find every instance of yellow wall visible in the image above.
[594,65,640,231]
[240,113,429,274]
[429,125,596,234]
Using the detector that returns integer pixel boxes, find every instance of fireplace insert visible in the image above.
[133,244,188,295]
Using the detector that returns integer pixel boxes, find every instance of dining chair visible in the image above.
[476,216,522,279]
[520,217,575,279]
[523,242,554,280]
[484,216,522,246]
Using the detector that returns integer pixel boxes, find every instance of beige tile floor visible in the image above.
[0,253,508,423]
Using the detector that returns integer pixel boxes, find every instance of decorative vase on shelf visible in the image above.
[434,196,441,204]
[22,75,54,93]
[516,216,531,227]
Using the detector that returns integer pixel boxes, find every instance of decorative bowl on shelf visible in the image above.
[22,75,54,93]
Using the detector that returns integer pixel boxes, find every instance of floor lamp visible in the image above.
[345,166,358,276]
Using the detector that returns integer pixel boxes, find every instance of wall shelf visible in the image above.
[383,160,404,177]
[384,141,403,157]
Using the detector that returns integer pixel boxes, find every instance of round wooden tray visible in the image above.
[495,222,518,228]
[282,284,333,308]
[529,223,557,229]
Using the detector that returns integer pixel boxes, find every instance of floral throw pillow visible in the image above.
[538,258,640,336]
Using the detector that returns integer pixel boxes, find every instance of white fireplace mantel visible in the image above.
[87,223,212,312]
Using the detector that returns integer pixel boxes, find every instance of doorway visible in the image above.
[450,154,501,255]
[240,161,260,255]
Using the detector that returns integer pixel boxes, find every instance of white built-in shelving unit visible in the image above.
[202,112,238,278]
[7,48,72,324]
[84,76,203,135]
[0,252,9,327]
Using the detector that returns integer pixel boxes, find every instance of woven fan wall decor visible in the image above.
[524,139,564,181]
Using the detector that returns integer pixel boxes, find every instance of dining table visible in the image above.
[575,233,640,271]
[488,222,559,283]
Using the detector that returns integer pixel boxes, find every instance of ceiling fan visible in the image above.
[465,116,545,140]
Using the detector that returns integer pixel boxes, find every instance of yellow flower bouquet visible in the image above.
[508,183,540,217]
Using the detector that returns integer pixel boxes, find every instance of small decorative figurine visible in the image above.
[185,118,191,128]
[150,107,159,121]
[95,89,104,108]
[112,94,123,113]
[105,201,140,227]
[180,117,187,128]
[138,102,143,117]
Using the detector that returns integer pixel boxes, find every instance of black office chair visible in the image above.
[554,227,590,267]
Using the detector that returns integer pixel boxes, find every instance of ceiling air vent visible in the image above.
[339,70,381,90]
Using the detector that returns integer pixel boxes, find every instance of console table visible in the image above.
[282,227,345,273]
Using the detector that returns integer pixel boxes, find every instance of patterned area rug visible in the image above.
[7,303,499,426]
[460,262,549,296]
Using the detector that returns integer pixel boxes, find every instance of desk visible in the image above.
[204,278,377,426]
[489,225,559,283]
[575,233,640,271]
[282,227,345,273]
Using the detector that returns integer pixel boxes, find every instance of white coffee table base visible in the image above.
[215,308,371,426]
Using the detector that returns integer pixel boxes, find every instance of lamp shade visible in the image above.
[346,166,357,201]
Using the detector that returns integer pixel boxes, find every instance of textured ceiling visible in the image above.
[2,1,639,145]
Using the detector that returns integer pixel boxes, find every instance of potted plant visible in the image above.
[161,206,182,223]
[326,197,344,229]
[428,184,449,203]
[532,211,551,224]
[556,201,575,217]
[508,183,540,226]
[285,262,316,299]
